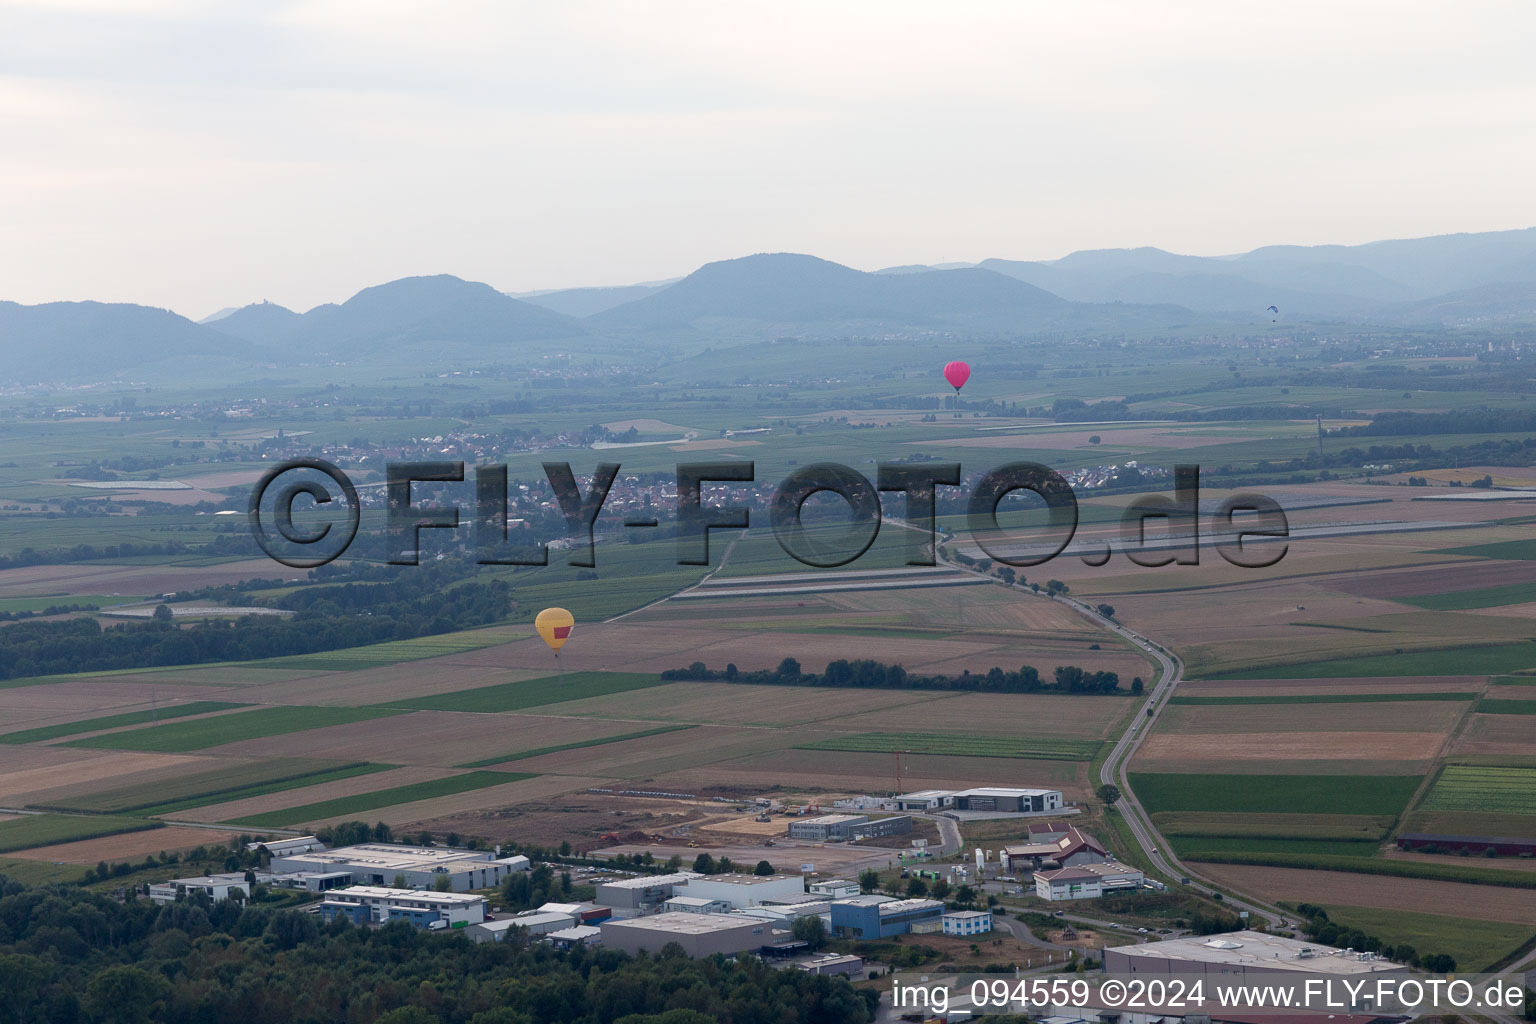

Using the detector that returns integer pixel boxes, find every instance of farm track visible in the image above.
[915,530,1295,931]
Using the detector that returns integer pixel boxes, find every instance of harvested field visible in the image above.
[383,672,665,713]
[652,748,1088,797]
[1451,714,1536,756]
[1195,863,1536,924]
[799,732,1101,761]
[0,559,282,600]
[1382,847,1536,872]
[233,662,530,707]
[208,710,646,767]
[1176,678,1487,697]
[1325,560,1536,599]
[1,701,251,745]
[0,749,213,806]
[847,692,1131,739]
[1135,730,1446,763]
[1155,701,1468,734]
[5,826,243,865]
[179,765,457,824]
[305,773,611,830]
[40,756,350,813]
[68,704,404,752]
[229,770,535,828]
[501,726,782,778]
[527,681,947,726]
[1125,757,1432,776]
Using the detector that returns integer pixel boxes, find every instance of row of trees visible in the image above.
[663,658,1127,695]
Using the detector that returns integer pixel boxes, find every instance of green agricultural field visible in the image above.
[1420,765,1536,815]
[1151,811,1393,841]
[799,731,1101,761]
[1167,692,1477,706]
[1439,539,1536,561]
[385,672,666,713]
[1209,642,1536,680]
[66,706,403,753]
[230,771,534,828]
[133,763,397,817]
[456,724,695,768]
[52,757,378,814]
[0,701,249,745]
[256,628,520,671]
[1396,582,1536,611]
[0,813,162,854]
[1477,698,1536,714]
[0,595,130,613]
[1316,904,1534,972]
[1130,773,1422,816]
[0,857,90,886]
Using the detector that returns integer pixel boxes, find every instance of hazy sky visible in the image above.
[3,0,1535,317]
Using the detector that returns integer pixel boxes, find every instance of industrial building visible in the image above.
[829,895,944,938]
[788,813,912,841]
[797,954,864,977]
[1034,867,1103,901]
[318,886,487,929]
[595,871,701,912]
[600,912,778,957]
[807,878,860,899]
[467,912,574,942]
[891,787,1064,813]
[942,910,993,936]
[663,895,731,915]
[1003,826,1109,872]
[148,873,250,904]
[546,925,602,949]
[247,836,324,857]
[1104,932,1409,978]
[678,873,805,909]
[268,843,530,892]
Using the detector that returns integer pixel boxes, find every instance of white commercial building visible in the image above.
[942,910,993,936]
[149,873,250,904]
[1034,867,1103,901]
[663,895,732,915]
[891,787,1064,813]
[319,886,488,928]
[594,871,701,912]
[677,873,805,909]
[807,878,860,899]
[600,912,777,958]
[268,843,529,893]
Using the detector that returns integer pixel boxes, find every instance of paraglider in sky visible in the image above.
[1266,305,1279,323]
[535,607,574,652]
[943,361,971,392]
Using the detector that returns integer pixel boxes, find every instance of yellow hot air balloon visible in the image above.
[535,607,575,652]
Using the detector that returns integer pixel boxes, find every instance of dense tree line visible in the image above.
[663,658,1123,694]
[0,541,192,572]
[0,576,509,680]
[0,871,878,1024]
[1335,407,1536,437]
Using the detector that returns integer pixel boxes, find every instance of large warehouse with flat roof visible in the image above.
[1104,931,1408,978]
[268,844,529,892]
[600,912,778,957]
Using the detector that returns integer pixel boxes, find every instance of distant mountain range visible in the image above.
[6,228,1536,381]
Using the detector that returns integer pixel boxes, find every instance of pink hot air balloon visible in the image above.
[943,361,971,392]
